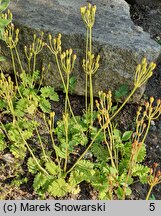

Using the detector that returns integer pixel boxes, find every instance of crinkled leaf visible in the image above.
[39,98,51,113]
[136,143,146,163]
[40,86,59,101]
[48,178,68,197]
[45,161,60,176]
[91,142,108,162]
[32,70,40,81]
[15,98,28,117]
[0,132,6,151]
[54,145,66,158]
[27,103,38,115]
[132,164,150,184]
[10,142,26,160]
[27,157,40,174]
[114,84,129,101]
[33,172,49,191]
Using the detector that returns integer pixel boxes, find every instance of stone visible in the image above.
[2,0,161,102]
[135,0,161,7]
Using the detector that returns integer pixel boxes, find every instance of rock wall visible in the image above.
[1,0,161,102]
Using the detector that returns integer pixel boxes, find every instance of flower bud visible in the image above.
[88,3,92,10]
[141,57,147,65]
[157,170,161,178]
[153,163,158,168]
[50,112,55,119]
[58,33,62,39]
[149,62,156,71]
[80,7,86,15]
[73,54,77,61]
[136,64,141,72]
[93,5,97,13]
[150,96,154,104]
[69,48,73,55]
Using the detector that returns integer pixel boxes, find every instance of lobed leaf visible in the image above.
[48,178,68,197]
[45,160,60,176]
[39,98,51,113]
[40,86,59,101]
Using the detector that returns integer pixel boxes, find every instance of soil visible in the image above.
[1,0,161,200]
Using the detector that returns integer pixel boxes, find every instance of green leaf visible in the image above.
[10,142,26,160]
[0,132,6,151]
[122,131,133,141]
[0,56,6,62]
[114,84,129,101]
[91,142,108,162]
[0,99,6,110]
[45,161,60,176]
[0,0,10,13]
[40,86,59,101]
[33,172,54,198]
[39,98,51,113]
[149,194,156,200]
[48,178,68,197]
[69,75,77,93]
[119,173,133,186]
[116,186,123,199]
[15,98,28,117]
[109,167,118,175]
[114,129,122,139]
[132,164,150,184]
[136,143,146,163]
[33,172,48,191]
[32,70,40,82]
[27,157,40,174]
[125,187,132,196]
[0,18,11,28]
[77,160,94,171]
[54,145,66,158]
[27,103,38,115]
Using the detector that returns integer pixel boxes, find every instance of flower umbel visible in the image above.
[47,33,62,55]
[144,97,161,120]
[60,49,77,74]
[134,58,156,88]
[80,3,97,28]
[82,52,100,75]
[3,23,19,49]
